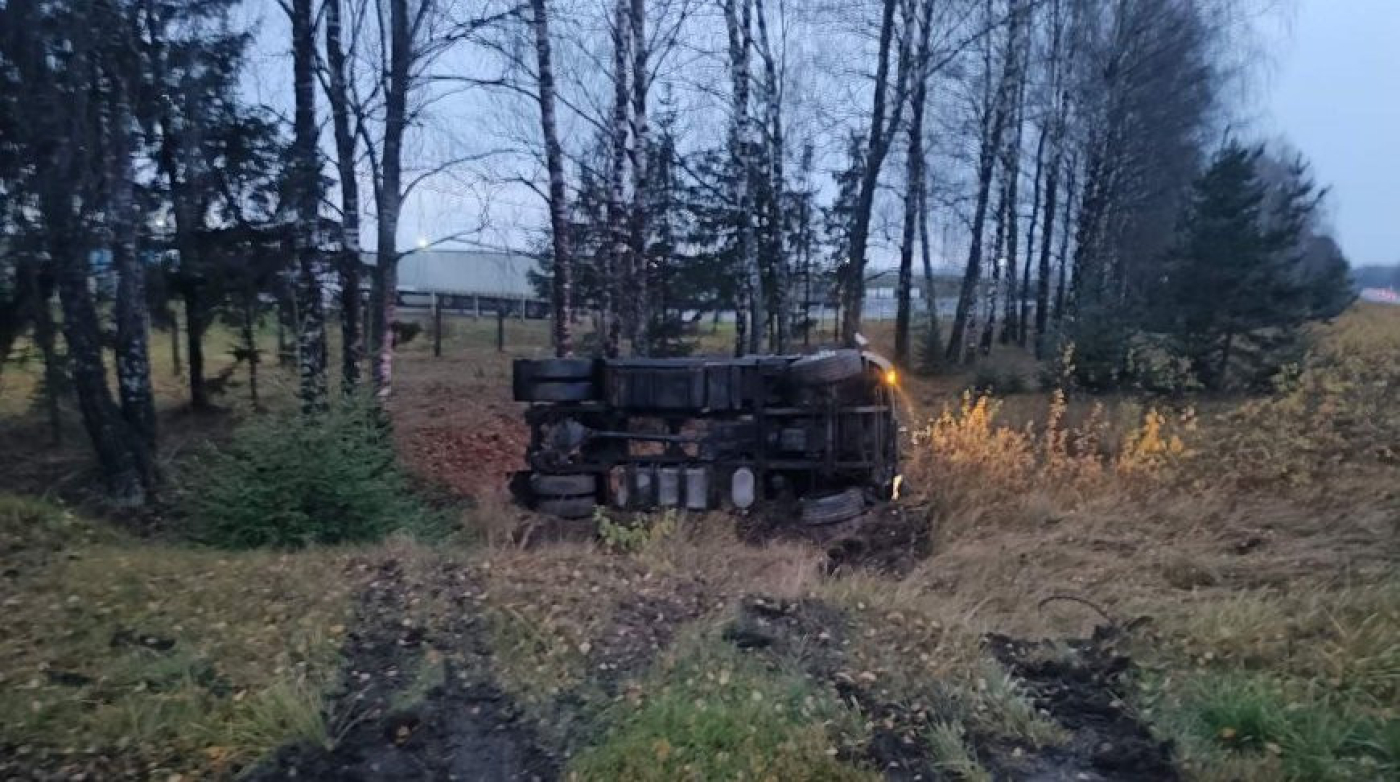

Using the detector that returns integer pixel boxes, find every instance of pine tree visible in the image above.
[1154,142,1347,389]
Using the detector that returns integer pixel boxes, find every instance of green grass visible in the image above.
[1129,582,1400,780]
[569,631,877,782]
[1142,670,1397,781]
[0,493,121,554]
[969,660,1068,747]
[0,495,358,778]
[926,721,992,782]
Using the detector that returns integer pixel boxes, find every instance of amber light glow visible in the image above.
[884,369,899,387]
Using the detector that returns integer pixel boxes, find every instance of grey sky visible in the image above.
[1263,0,1400,266]
[238,0,1399,267]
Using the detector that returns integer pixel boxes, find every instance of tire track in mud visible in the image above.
[248,557,557,782]
[985,626,1178,781]
[721,597,1178,781]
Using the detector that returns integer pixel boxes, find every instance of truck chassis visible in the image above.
[511,349,900,525]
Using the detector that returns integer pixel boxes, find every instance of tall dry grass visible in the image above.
[906,390,1195,525]
[906,304,1400,523]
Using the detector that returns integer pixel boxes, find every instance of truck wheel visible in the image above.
[516,380,597,402]
[516,358,595,381]
[536,496,597,519]
[800,488,866,525]
[789,350,864,385]
[530,473,597,496]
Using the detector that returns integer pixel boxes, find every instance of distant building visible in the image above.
[357,251,975,322]
[362,250,546,317]
[1359,287,1398,304]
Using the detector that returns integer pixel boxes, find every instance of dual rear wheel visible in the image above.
[529,472,598,519]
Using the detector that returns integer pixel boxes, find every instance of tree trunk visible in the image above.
[894,0,933,368]
[724,0,762,355]
[997,15,1027,346]
[1031,0,1066,353]
[43,150,150,504]
[839,0,911,345]
[106,75,157,450]
[981,173,1010,353]
[628,0,651,354]
[946,123,999,363]
[947,0,1020,363]
[894,161,918,368]
[1034,146,1060,354]
[291,0,327,411]
[158,145,209,409]
[325,0,363,393]
[754,0,786,352]
[145,0,207,410]
[1020,121,1047,347]
[605,0,630,358]
[371,0,411,395]
[1071,138,1109,314]
[1053,158,1075,323]
[242,299,261,409]
[183,284,209,409]
[531,0,573,358]
[917,164,942,369]
[168,305,181,377]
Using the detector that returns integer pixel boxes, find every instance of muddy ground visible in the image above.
[719,597,1177,781]
[248,557,558,781]
[247,559,1176,781]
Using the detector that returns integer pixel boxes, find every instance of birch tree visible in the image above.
[530,0,574,357]
[894,0,935,368]
[723,0,763,355]
[753,0,787,351]
[324,0,364,392]
[946,0,1021,363]
[1032,0,1071,353]
[838,0,914,346]
[628,0,652,354]
[986,17,1026,350]
[604,0,632,358]
[103,17,157,449]
[5,0,153,503]
[289,0,328,411]
[366,0,414,396]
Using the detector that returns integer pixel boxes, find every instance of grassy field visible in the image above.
[0,305,1396,780]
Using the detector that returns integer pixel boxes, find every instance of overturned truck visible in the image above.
[511,349,900,526]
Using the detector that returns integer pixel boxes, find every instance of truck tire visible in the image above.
[516,380,597,402]
[789,350,864,386]
[530,473,597,496]
[536,496,597,519]
[516,358,595,381]
[800,488,866,525]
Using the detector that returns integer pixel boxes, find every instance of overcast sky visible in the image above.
[1262,0,1400,266]
[239,0,1400,268]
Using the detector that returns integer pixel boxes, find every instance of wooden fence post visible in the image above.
[432,292,442,357]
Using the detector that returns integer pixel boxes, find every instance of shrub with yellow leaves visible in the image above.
[909,389,1193,515]
[1204,304,1400,490]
